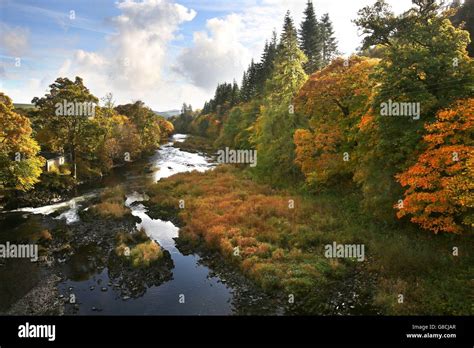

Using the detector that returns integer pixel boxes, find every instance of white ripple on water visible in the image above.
[152,135,215,182]
[5,193,97,224]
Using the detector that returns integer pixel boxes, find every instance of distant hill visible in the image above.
[155,109,180,118]
[12,103,181,118]
[13,103,36,110]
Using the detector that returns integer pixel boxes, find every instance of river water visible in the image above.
[0,134,263,315]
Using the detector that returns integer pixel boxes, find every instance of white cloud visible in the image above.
[58,0,197,109]
[175,14,251,89]
[2,78,48,104]
[0,22,30,56]
[173,1,310,91]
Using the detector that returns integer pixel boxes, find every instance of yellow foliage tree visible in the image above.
[0,93,43,191]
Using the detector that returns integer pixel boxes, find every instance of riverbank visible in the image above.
[144,165,473,315]
[172,135,217,155]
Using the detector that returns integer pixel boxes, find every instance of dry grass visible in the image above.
[89,185,131,219]
[130,241,163,267]
[147,166,335,295]
[92,201,129,218]
[115,229,164,267]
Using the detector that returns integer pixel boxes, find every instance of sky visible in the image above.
[0,0,415,110]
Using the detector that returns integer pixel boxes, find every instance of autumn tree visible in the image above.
[92,108,142,172]
[216,101,260,149]
[451,0,474,57]
[32,77,99,179]
[354,0,474,219]
[115,101,162,154]
[294,56,379,188]
[397,98,473,234]
[0,93,43,191]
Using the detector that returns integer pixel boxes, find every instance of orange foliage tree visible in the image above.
[396,99,474,234]
[293,56,378,187]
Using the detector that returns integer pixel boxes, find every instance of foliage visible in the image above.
[299,0,323,74]
[215,101,260,149]
[171,103,196,134]
[451,0,474,57]
[0,93,43,191]
[32,77,99,179]
[251,11,308,186]
[397,98,474,234]
[320,13,339,66]
[115,101,162,153]
[116,229,164,268]
[88,186,131,219]
[353,0,474,219]
[294,56,379,187]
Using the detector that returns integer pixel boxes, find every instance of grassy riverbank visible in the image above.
[173,135,217,155]
[145,165,473,315]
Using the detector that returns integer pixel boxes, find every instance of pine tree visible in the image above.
[241,71,249,102]
[241,60,259,102]
[181,103,188,115]
[252,11,308,185]
[320,13,339,66]
[299,0,322,74]
[231,80,240,106]
[247,59,259,99]
[256,31,278,95]
[202,101,210,115]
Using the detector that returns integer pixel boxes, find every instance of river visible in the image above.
[0,134,277,315]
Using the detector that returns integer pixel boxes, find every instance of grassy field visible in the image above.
[145,165,473,315]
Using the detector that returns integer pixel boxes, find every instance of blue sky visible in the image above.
[0,0,414,110]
